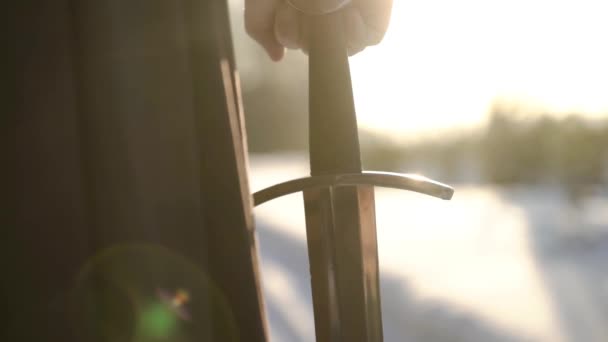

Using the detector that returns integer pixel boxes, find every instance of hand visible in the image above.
[244,0,393,61]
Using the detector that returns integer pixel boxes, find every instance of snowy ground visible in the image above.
[249,154,608,342]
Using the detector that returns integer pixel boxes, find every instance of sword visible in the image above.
[253,2,454,341]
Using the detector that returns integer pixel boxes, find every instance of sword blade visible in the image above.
[304,12,383,342]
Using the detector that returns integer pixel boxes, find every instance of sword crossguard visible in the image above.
[253,171,454,207]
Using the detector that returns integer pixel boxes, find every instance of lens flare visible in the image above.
[69,244,238,342]
[157,288,191,321]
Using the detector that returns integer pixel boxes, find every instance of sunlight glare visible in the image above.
[350,0,608,139]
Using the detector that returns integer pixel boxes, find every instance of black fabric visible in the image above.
[7,1,267,341]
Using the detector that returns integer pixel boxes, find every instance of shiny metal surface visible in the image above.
[253,171,454,206]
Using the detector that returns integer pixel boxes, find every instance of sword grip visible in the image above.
[308,12,362,176]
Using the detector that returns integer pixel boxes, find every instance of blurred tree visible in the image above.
[360,103,607,187]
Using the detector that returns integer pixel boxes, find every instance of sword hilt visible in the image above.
[254,3,454,207]
[253,172,453,206]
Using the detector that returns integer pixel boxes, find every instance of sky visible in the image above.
[349,0,608,139]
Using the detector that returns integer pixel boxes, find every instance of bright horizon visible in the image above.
[350,0,608,139]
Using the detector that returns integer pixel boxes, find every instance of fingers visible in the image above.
[354,0,393,46]
[274,2,302,49]
[343,7,367,56]
[274,4,369,56]
[245,0,394,60]
[245,0,285,61]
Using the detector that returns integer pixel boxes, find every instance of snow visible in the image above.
[249,154,608,342]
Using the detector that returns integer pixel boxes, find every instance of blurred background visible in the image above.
[229,0,608,341]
